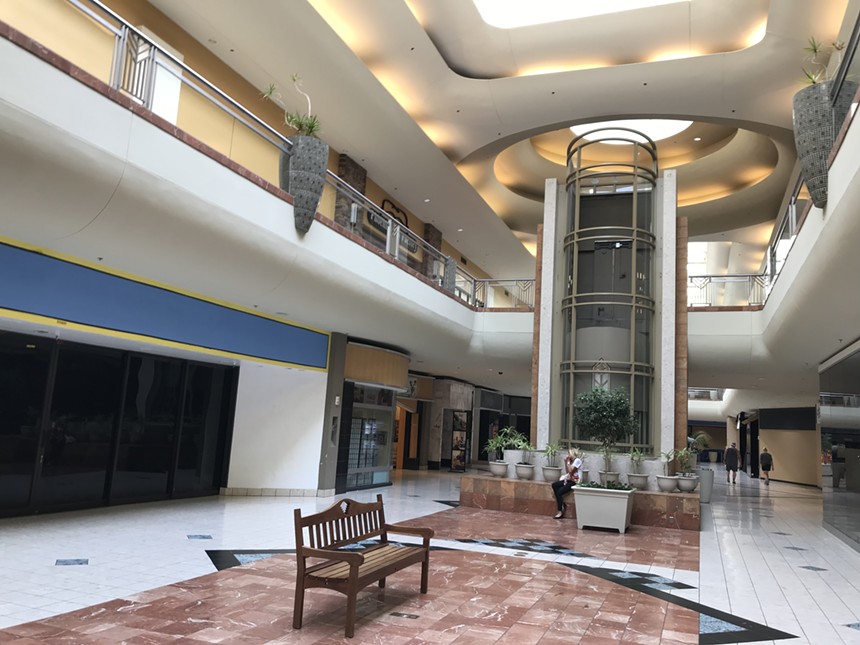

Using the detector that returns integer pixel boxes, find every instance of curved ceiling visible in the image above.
[147,0,851,273]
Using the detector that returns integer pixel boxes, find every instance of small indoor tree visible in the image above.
[574,387,637,476]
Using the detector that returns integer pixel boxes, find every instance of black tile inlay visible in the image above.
[187,534,213,540]
[784,546,808,551]
[772,531,791,536]
[390,612,419,619]
[846,622,860,631]
[456,537,589,557]
[434,499,460,507]
[206,549,294,571]
[799,565,828,571]
[567,563,797,644]
[55,559,88,566]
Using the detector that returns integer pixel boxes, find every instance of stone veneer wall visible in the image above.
[334,154,367,228]
[459,474,700,531]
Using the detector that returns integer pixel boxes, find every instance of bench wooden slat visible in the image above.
[309,544,425,581]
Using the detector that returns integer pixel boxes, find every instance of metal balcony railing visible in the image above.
[32,0,537,311]
[687,274,768,307]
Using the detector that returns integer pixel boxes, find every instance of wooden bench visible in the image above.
[292,494,434,638]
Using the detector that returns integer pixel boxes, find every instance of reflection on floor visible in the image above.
[0,469,858,643]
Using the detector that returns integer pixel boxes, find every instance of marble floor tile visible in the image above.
[0,469,859,643]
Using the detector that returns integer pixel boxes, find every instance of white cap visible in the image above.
[572,458,583,469]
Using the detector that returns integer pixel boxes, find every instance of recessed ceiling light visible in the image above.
[570,119,693,144]
[457,228,464,232]
[424,198,431,203]
[693,136,702,142]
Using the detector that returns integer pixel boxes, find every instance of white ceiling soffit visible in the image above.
[410,0,770,79]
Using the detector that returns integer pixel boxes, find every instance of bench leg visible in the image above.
[378,577,386,589]
[292,582,305,630]
[420,554,429,593]
[345,592,357,638]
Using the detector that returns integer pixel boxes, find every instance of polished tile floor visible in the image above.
[0,469,857,643]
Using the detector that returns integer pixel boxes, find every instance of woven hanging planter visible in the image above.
[791,80,856,208]
[280,136,329,233]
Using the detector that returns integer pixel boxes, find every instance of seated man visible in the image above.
[550,453,582,519]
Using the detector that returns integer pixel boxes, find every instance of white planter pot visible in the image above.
[599,471,620,485]
[656,475,679,492]
[515,464,535,480]
[488,461,509,478]
[572,486,636,534]
[697,467,714,503]
[677,475,699,493]
[627,473,649,491]
[542,466,562,482]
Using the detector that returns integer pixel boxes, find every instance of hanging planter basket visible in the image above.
[791,80,856,209]
[280,136,329,233]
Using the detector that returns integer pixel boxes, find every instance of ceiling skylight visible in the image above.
[570,119,693,145]
[472,0,689,29]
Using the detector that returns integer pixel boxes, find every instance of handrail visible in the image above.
[79,0,293,153]
[687,274,767,307]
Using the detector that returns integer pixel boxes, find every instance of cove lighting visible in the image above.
[472,0,688,29]
[570,119,693,145]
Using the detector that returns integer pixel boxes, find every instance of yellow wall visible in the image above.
[759,428,821,487]
[0,0,114,83]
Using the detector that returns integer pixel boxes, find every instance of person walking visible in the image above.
[725,442,742,484]
[759,447,774,485]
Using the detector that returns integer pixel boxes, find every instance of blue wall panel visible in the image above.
[0,243,328,369]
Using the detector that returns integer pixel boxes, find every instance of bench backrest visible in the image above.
[294,494,388,550]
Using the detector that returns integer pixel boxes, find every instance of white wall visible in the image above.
[228,361,328,493]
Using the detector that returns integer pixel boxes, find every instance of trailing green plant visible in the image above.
[515,437,536,465]
[482,426,521,461]
[630,447,645,474]
[691,431,710,451]
[262,73,322,137]
[675,447,696,473]
[543,441,563,468]
[660,449,678,476]
[574,387,637,473]
[802,36,845,84]
[576,480,633,491]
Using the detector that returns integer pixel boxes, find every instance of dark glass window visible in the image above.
[0,333,51,511]
[112,356,182,500]
[38,344,123,507]
[174,364,230,494]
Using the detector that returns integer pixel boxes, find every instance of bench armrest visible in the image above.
[298,546,365,566]
[384,523,434,547]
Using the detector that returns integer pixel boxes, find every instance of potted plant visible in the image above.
[482,426,519,477]
[656,449,679,492]
[572,480,636,534]
[792,37,854,208]
[675,446,699,493]
[574,388,636,485]
[626,447,649,490]
[514,435,536,480]
[542,441,564,482]
[262,74,328,233]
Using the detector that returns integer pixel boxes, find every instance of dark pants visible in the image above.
[551,479,575,511]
